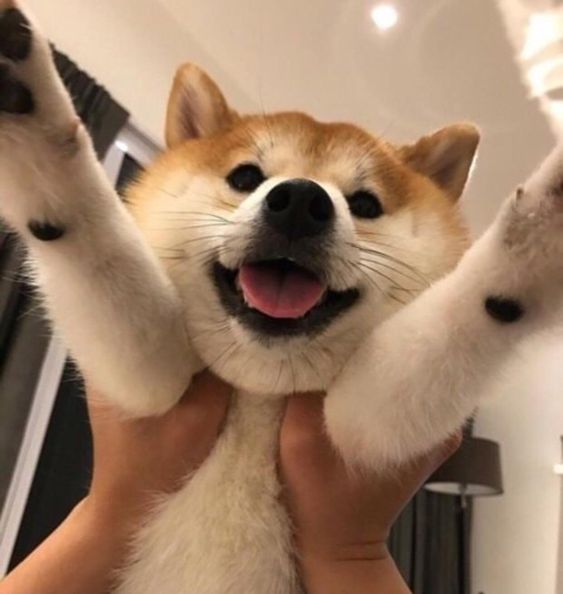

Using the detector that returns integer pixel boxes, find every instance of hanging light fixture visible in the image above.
[425,436,504,498]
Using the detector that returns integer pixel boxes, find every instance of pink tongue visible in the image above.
[239,262,325,319]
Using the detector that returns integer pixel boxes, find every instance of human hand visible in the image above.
[0,371,231,594]
[84,370,231,528]
[280,394,461,593]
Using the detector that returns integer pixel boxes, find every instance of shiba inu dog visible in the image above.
[2,3,563,593]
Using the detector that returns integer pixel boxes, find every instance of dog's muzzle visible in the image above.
[211,178,360,339]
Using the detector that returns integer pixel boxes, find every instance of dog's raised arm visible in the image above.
[0,3,195,416]
[325,144,563,468]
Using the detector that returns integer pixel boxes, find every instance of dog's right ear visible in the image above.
[165,63,237,148]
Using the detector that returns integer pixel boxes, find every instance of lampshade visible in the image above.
[424,437,503,497]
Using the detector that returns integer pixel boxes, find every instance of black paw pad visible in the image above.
[0,64,33,113]
[0,9,32,61]
[485,296,524,324]
[28,220,66,241]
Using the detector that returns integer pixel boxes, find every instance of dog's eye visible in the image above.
[226,164,266,193]
[347,191,384,219]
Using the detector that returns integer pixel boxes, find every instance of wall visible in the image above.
[472,335,563,594]
[25,0,254,144]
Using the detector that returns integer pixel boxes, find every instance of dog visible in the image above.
[2,3,563,593]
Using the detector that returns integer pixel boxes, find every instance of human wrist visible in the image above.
[77,494,139,546]
[299,544,410,594]
[299,542,387,594]
[298,539,389,567]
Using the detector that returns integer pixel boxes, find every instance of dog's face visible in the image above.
[129,64,479,395]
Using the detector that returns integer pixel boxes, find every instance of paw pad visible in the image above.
[0,63,33,113]
[0,9,32,61]
[484,296,524,324]
[28,220,66,241]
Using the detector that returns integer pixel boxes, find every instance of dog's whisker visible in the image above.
[357,268,410,306]
[357,261,416,295]
[352,243,429,283]
[156,210,234,223]
[354,264,387,298]
[191,321,231,343]
[148,223,231,233]
[208,341,242,374]
[359,256,427,287]
[302,351,323,385]
[154,246,184,255]
[192,245,234,268]
[171,235,225,249]
[272,360,285,394]
[137,184,238,210]
[288,354,297,395]
[353,237,422,257]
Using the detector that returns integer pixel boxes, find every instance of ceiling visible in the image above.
[26,0,558,232]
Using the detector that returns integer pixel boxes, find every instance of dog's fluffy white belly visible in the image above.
[115,393,301,594]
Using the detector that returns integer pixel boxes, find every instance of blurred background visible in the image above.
[0,1,562,593]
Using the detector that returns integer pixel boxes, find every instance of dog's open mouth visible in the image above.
[212,259,359,337]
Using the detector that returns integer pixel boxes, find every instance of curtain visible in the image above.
[389,491,471,594]
[53,50,129,158]
[0,231,51,509]
[1,48,128,569]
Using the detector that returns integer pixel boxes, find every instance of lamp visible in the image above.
[425,437,504,497]
[424,436,503,594]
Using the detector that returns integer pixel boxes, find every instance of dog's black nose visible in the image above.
[263,179,334,240]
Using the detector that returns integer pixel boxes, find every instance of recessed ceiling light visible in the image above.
[371,3,399,31]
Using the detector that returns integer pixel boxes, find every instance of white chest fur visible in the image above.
[115,393,301,594]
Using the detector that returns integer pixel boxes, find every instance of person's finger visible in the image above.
[391,430,463,498]
[161,371,232,453]
[179,370,231,413]
[281,393,328,454]
[414,431,463,476]
[282,393,325,436]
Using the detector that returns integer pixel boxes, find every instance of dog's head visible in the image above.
[128,64,478,395]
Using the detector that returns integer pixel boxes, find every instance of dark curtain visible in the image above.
[0,230,51,509]
[389,490,471,594]
[53,50,128,158]
[389,421,475,594]
[2,48,128,569]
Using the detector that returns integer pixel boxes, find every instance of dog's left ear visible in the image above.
[165,63,237,148]
[399,124,480,201]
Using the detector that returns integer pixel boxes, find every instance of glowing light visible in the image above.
[527,56,563,96]
[554,463,563,476]
[116,140,129,153]
[370,4,399,31]
[522,12,561,60]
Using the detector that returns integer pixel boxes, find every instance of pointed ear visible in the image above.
[165,63,237,148]
[399,124,480,201]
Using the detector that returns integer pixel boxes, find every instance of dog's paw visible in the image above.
[0,1,89,233]
[483,143,563,314]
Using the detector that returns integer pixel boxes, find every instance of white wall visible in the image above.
[472,335,563,594]
[25,0,254,144]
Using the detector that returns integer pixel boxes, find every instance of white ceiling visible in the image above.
[27,0,556,232]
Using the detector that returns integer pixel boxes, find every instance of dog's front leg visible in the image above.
[0,2,195,416]
[325,144,563,468]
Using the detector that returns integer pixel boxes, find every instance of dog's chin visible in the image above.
[211,259,360,339]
